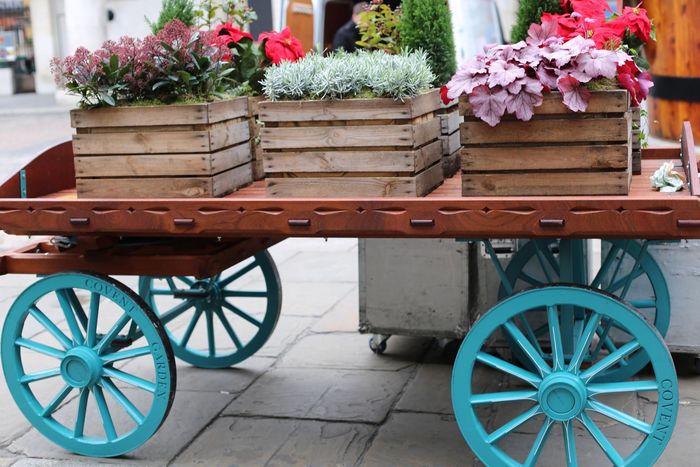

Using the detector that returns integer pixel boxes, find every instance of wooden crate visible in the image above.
[248,96,265,181]
[260,90,444,197]
[437,102,462,178]
[460,90,631,196]
[72,97,253,198]
[630,107,642,175]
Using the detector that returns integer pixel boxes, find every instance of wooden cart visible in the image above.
[0,123,696,465]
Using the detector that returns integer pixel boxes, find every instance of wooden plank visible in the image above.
[209,120,251,151]
[213,163,253,197]
[262,124,416,150]
[442,151,460,178]
[70,98,249,128]
[266,162,443,197]
[74,142,251,177]
[263,140,442,174]
[413,119,442,147]
[441,131,461,156]
[259,90,440,123]
[460,90,629,117]
[439,110,462,135]
[461,145,629,172]
[461,171,629,196]
[461,117,629,145]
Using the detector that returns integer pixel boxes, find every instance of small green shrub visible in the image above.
[261,50,435,101]
[356,3,402,54]
[399,0,456,86]
[148,0,196,34]
[511,0,562,43]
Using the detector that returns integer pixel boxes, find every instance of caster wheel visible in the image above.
[139,251,282,369]
[452,285,678,467]
[2,273,176,458]
[499,239,670,382]
[369,335,388,355]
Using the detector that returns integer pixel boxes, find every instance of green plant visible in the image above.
[356,2,402,54]
[399,0,456,86]
[261,50,435,101]
[147,0,196,34]
[195,0,257,30]
[510,0,562,43]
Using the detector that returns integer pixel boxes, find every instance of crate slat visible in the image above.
[462,171,630,196]
[462,145,629,172]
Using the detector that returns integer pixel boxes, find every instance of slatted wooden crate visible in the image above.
[460,90,631,196]
[260,89,444,197]
[630,107,642,175]
[437,102,462,177]
[248,96,265,181]
[72,97,253,198]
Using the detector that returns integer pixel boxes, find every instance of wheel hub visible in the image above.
[60,347,103,389]
[195,280,222,306]
[538,372,587,422]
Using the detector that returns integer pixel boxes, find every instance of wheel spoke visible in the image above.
[503,321,551,377]
[158,300,196,327]
[563,420,577,467]
[590,245,621,289]
[20,367,61,383]
[101,377,145,425]
[41,384,72,417]
[205,310,216,357]
[95,313,131,355]
[165,277,178,291]
[29,306,72,350]
[56,289,85,345]
[103,367,156,393]
[579,412,625,466]
[15,338,65,359]
[74,389,89,438]
[87,292,100,347]
[222,301,262,328]
[568,312,601,373]
[470,390,538,405]
[180,307,204,348]
[222,290,268,298]
[587,380,659,396]
[533,242,555,283]
[589,320,613,360]
[65,289,89,332]
[214,307,243,350]
[101,346,152,364]
[606,268,645,297]
[176,276,195,287]
[539,242,561,276]
[520,313,545,358]
[93,385,117,441]
[587,399,653,434]
[476,352,542,387]
[486,405,542,444]
[580,340,641,383]
[547,305,564,371]
[219,261,258,287]
[524,417,554,467]
[628,299,656,309]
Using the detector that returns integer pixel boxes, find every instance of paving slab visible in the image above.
[278,333,431,372]
[311,288,360,334]
[255,314,314,358]
[276,251,358,284]
[361,412,476,466]
[656,403,700,466]
[224,367,411,423]
[173,417,373,467]
[279,282,355,317]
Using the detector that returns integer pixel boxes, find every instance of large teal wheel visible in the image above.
[453,286,678,466]
[139,251,282,369]
[1,273,176,458]
[498,240,670,382]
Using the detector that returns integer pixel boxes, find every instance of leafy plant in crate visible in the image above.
[446,0,655,196]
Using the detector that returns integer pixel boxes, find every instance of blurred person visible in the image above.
[332,2,368,52]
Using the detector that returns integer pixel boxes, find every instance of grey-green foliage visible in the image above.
[148,0,196,34]
[261,50,436,101]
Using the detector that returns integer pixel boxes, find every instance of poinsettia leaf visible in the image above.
[487,60,526,88]
[469,85,508,127]
[557,75,591,112]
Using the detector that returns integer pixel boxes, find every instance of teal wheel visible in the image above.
[498,239,670,382]
[453,286,678,466]
[139,251,282,369]
[1,273,176,458]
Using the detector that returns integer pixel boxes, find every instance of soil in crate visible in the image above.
[460,90,632,196]
[260,90,445,197]
[72,98,253,198]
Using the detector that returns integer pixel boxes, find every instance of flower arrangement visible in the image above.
[446,0,654,127]
[261,50,435,101]
[51,18,304,108]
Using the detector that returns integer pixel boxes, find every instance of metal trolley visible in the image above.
[0,123,696,465]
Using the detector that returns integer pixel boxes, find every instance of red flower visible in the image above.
[609,6,653,43]
[560,0,611,19]
[617,59,653,106]
[212,22,253,48]
[440,85,453,105]
[259,27,305,65]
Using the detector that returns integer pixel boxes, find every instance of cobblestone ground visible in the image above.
[0,97,698,466]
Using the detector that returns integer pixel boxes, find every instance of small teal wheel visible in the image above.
[453,285,678,466]
[1,273,176,458]
[498,239,670,382]
[139,251,282,369]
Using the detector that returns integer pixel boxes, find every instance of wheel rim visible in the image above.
[139,251,282,369]
[452,286,678,467]
[498,240,670,382]
[1,273,175,458]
